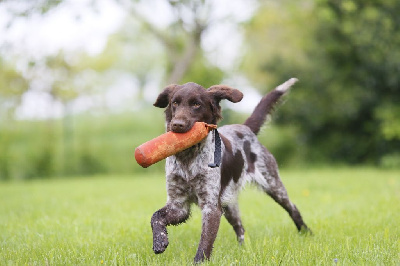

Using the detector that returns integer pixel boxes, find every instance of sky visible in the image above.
[0,0,261,119]
[0,0,125,58]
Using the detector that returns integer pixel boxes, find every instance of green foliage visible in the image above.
[1,168,399,264]
[180,54,224,88]
[257,124,305,167]
[242,0,400,165]
[0,109,166,180]
[375,104,400,141]
[0,59,29,119]
[2,0,400,178]
[380,153,400,169]
[3,0,63,16]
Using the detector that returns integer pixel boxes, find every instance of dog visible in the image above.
[150,78,311,263]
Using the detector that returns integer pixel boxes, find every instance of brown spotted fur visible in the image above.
[150,80,311,263]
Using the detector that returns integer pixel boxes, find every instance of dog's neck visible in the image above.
[172,132,215,166]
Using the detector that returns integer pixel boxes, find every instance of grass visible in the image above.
[0,168,399,265]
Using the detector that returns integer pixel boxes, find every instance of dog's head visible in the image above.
[154,82,243,133]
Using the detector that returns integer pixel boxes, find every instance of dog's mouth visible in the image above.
[170,119,195,133]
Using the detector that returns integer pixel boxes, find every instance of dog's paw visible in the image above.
[299,225,313,236]
[153,232,169,254]
[193,253,206,264]
[237,235,245,245]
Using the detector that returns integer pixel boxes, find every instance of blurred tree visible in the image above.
[127,0,224,86]
[1,0,242,115]
[0,58,30,180]
[1,0,63,16]
[243,0,400,165]
[0,58,29,120]
[0,0,232,179]
[44,51,116,174]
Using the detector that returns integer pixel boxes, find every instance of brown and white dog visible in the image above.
[151,78,311,263]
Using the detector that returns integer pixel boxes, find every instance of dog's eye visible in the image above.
[172,101,179,107]
[192,103,201,108]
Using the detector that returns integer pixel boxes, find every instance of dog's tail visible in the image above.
[244,78,298,135]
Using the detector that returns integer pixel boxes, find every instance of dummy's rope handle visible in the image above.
[208,129,221,168]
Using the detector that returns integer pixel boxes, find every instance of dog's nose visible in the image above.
[171,120,186,133]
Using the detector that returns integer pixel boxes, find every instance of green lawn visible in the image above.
[1,168,399,265]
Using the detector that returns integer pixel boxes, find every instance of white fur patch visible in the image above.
[275,78,298,92]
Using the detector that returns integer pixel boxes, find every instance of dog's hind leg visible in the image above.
[223,202,245,244]
[255,156,311,234]
[265,184,311,234]
[151,201,190,254]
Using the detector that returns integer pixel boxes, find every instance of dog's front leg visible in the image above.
[194,205,222,263]
[151,202,190,254]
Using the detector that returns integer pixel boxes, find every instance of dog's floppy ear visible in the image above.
[207,85,243,103]
[153,84,180,108]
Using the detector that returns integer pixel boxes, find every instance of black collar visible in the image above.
[208,129,221,168]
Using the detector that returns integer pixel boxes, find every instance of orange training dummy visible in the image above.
[135,122,217,168]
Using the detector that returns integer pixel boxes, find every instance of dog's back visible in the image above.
[218,78,299,204]
[218,124,277,204]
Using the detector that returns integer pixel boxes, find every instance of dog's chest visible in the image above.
[165,134,215,178]
[165,134,221,201]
